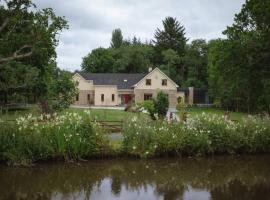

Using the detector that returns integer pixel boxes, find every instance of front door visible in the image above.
[124,94,129,104]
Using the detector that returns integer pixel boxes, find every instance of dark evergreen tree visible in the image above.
[154,17,188,57]
[110,28,123,48]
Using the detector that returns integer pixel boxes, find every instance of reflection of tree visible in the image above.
[110,167,123,196]
[0,156,270,200]
[155,183,185,200]
[211,179,270,200]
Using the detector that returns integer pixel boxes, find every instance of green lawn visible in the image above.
[67,108,142,121]
[0,106,140,122]
[0,105,40,122]
[184,107,247,121]
[0,105,248,122]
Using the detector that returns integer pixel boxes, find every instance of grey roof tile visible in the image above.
[78,72,146,89]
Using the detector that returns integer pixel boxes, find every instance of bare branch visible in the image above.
[0,45,33,63]
[0,18,9,33]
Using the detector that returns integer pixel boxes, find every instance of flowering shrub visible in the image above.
[122,113,270,158]
[0,110,110,165]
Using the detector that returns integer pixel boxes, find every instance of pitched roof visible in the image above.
[77,72,146,89]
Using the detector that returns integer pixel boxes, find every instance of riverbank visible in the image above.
[0,110,269,165]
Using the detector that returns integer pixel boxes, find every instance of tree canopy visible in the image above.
[154,17,187,57]
[110,28,123,48]
[208,0,270,113]
[0,0,75,112]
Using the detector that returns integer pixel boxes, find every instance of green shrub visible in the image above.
[122,113,270,158]
[137,100,156,120]
[137,91,169,120]
[154,91,169,119]
[0,111,110,165]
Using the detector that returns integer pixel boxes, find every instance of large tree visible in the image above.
[184,39,208,88]
[81,48,114,73]
[110,28,123,48]
[160,49,182,84]
[112,44,153,73]
[153,17,188,85]
[0,0,68,112]
[154,17,187,57]
[208,0,270,113]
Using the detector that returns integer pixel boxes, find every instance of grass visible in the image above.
[0,106,141,122]
[0,105,40,121]
[184,107,247,121]
[67,108,142,121]
[0,106,248,123]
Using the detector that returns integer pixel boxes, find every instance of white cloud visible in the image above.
[33,0,245,71]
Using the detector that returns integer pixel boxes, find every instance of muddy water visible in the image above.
[1,156,270,200]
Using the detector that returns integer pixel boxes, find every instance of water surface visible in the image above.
[1,156,270,200]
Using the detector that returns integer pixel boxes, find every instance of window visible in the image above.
[146,79,151,86]
[112,94,115,102]
[101,94,104,102]
[144,93,152,100]
[87,94,90,101]
[162,79,167,86]
[76,94,79,101]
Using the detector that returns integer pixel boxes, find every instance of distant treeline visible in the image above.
[81,0,270,113]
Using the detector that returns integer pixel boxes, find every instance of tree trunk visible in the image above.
[39,99,51,114]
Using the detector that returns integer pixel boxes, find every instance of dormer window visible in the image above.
[146,79,151,86]
[162,79,167,86]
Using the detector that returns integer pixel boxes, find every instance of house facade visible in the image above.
[73,68,184,107]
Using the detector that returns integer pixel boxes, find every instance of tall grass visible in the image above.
[122,113,270,158]
[0,111,110,165]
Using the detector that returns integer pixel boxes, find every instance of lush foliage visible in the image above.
[0,111,110,165]
[137,100,156,120]
[154,17,187,57]
[81,44,154,73]
[137,91,169,120]
[0,0,69,112]
[81,17,208,88]
[183,39,208,88]
[122,113,270,158]
[208,0,270,113]
[110,28,123,48]
[48,70,78,111]
[154,91,169,118]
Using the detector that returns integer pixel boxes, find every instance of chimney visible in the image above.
[148,67,153,72]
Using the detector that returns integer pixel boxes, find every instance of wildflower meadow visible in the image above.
[0,110,110,165]
[122,113,270,158]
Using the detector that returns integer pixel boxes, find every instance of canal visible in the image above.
[0,155,270,200]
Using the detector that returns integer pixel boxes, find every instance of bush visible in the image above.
[0,111,110,165]
[154,91,169,119]
[137,100,156,120]
[137,91,169,120]
[122,113,270,158]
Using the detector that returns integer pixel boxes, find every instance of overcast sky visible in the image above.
[33,0,245,72]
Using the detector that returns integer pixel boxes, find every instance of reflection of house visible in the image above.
[73,67,182,107]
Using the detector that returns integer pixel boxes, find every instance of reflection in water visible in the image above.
[0,156,270,200]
